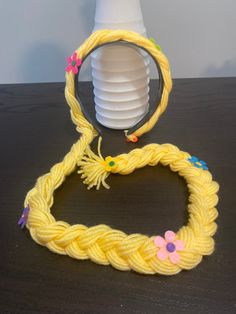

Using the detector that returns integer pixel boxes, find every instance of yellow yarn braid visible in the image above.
[21,30,219,275]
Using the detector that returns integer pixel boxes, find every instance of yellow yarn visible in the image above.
[22,30,219,275]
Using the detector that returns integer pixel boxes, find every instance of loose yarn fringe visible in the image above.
[78,137,111,190]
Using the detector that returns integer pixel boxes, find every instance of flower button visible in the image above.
[154,230,184,264]
[149,37,161,51]
[66,52,82,74]
[102,156,118,172]
[188,156,208,170]
[18,205,30,229]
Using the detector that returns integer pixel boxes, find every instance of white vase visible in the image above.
[92,0,150,129]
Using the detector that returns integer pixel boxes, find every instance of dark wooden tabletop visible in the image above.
[0,78,235,313]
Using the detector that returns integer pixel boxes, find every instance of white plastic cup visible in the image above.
[92,76,149,93]
[92,0,150,130]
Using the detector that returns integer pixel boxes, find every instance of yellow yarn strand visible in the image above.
[22,30,219,275]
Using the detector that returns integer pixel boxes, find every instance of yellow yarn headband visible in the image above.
[19,30,219,275]
[73,34,167,141]
[67,29,172,142]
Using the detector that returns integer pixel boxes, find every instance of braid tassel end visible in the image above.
[77,137,119,190]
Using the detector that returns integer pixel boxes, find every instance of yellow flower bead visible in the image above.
[102,156,118,172]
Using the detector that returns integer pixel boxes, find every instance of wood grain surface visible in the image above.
[0,78,235,313]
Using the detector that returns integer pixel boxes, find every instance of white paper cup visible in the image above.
[91,56,149,72]
[92,0,150,129]
[92,67,150,83]
[96,112,147,129]
[93,86,149,102]
[95,106,148,125]
[95,103,149,118]
[94,0,144,24]
[92,76,149,93]
[94,95,149,110]
[92,44,148,61]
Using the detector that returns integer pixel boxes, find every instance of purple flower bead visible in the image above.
[17,205,30,229]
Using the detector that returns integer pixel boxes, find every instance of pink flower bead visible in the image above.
[154,230,184,264]
[66,52,82,74]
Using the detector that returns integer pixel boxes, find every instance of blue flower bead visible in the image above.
[188,156,208,170]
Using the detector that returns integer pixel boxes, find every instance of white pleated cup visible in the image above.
[92,0,150,129]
